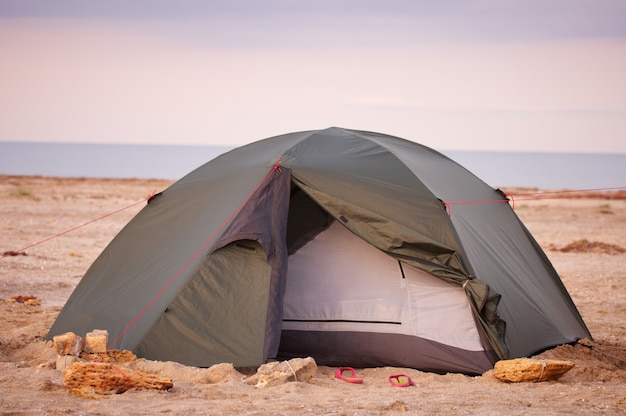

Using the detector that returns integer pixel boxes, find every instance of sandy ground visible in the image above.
[1,175,625,415]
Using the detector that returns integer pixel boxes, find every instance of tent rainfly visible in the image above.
[47,127,590,374]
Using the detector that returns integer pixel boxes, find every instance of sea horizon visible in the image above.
[1,141,625,191]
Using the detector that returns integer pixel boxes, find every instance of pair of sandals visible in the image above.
[333,367,415,387]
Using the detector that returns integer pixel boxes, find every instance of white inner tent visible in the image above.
[283,221,484,352]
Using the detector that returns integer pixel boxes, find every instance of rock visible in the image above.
[81,349,137,363]
[63,361,173,398]
[5,295,40,305]
[56,355,81,371]
[52,332,84,356]
[84,329,108,353]
[128,360,243,384]
[244,357,317,388]
[384,400,409,412]
[205,362,243,383]
[493,358,575,382]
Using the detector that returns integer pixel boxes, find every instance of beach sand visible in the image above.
[1,175,625,415]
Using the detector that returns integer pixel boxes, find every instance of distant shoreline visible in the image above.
[3,175,625,202]
[1,142,625,189]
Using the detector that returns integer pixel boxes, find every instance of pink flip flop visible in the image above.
[333,367,363,384]
[388,374,414,387]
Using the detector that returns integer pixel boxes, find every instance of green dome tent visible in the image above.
[47,127,590,374]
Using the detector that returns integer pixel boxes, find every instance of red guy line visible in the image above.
[0,195,152,261]
[445,186,626,207]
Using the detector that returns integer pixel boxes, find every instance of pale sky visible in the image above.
[1,1,625,153]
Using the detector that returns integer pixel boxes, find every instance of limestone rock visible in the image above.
[493,358,575,382]
[63,361,173,398]
[56,355,81,372]
[84,329,108,353]
[244,357,317,388]
[128,360,243,384]
[52,332,84,356]
[81,349,137,363]
[205,362,243,383]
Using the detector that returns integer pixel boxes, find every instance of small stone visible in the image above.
[245,357,317,388]
[84,329,109,354]
[52,332,83,356]
[205,362,242,383]
[81,349,137,363]
[56,355,81,371]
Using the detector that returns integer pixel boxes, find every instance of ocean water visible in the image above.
[1,141,624,190]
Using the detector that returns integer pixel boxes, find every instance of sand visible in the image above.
[1,175,625,415]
